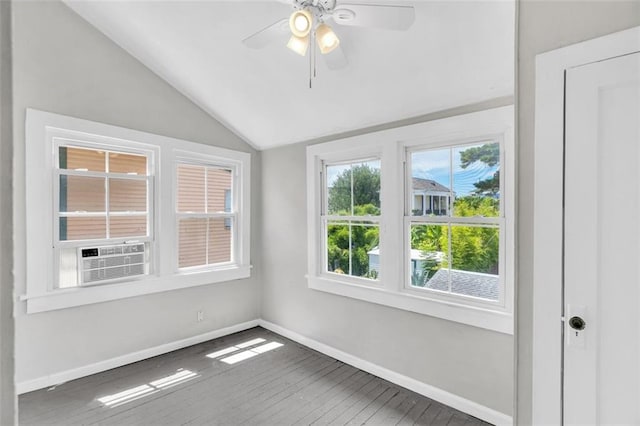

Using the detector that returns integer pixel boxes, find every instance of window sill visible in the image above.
[21,265,251,314]
[307,275,513,335]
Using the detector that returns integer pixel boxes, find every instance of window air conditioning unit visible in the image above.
[78,243,147,285]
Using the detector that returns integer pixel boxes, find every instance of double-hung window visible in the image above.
[307,106,514,334]
[406,140,504,308]
[54,142,153,288]
[23,109,251,313]
[176,163,236,270]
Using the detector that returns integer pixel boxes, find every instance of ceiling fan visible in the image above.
[242,0,415,80]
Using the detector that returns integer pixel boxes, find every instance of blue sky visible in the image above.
[411,144,498,196]
[325,143,498,197]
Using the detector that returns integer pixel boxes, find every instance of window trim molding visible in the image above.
[22,109,251,314]
[173,156,241,272]
[306,106,514,334]
[402,133,511,313]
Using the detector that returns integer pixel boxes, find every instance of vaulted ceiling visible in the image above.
[64,0,514,150]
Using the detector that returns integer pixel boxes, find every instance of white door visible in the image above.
[564,52,640,425]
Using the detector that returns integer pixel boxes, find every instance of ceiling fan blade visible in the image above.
[242,18,289,49]
[331,4,415,30]
[322,44,348,70]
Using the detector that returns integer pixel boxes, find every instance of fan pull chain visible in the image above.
[309,44,312,88]
[309,30,315,89]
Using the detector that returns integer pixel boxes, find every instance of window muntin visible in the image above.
[54,142,153,289]
[176,163,235,270]
[55,143,151,243]
[407,141,503,303]
[25,109,253,312]
[323,159,380,280]
[306,107,513,333]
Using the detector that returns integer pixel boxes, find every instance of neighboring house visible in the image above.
[412,177,453,216]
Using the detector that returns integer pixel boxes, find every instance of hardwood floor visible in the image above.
[19,327,491,425]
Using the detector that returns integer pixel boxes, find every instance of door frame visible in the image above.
[532,26,640,424]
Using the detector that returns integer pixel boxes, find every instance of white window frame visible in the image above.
[402,137,507,312]
[307,106,514,334]
[321,156,382,286]
[53,140,154,247]
[53,140,155,289]
[22,109,251,313]
[173,156,241,272]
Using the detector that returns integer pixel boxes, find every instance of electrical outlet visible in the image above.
[197,310,204,322]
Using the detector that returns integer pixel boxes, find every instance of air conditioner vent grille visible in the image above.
[83,264,146,284]
[82,253,145,270]
[78,243,147,285]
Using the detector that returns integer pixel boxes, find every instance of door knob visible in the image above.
[569,316,586,331]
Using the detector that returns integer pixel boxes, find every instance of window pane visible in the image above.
[60,216,106,241]
[110,216,147,238]
[351,223,379,279]
[450,225,499,300]
[326,221,379,279]
[326,160,380,216]
[177,164,205,213]
[208,218,232,264]
[109,179,146,212]
[109,152,147,175]
[411,149,451,216]
[60,175,105,212]
[207,168,232,213]
[409,224,448,288]
[178,218,207,268]
[327,222,349,273]
[59,146,105,172]
[453,142,500,218]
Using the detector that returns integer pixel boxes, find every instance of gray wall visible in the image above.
[12,1,262,385]
[0,0,15,423]
[516,1,640,423]
[260,139,514,415]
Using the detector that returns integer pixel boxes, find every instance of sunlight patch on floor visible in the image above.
[220,341,284,365]
[96,368,199,408]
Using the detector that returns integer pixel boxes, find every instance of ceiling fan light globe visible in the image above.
[289,10,312,37]
[316,23,340,54]
[287,34,309,56]
[294,16,309,32]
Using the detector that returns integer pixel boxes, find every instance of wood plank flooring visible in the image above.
[19,327,491,425]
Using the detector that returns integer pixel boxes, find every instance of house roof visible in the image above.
[424,268,499,300]
[412,177,450,193]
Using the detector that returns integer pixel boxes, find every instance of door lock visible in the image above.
[569,316,586,331]
[567,305,587,348]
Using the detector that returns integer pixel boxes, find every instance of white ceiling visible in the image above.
[64,0,515,150]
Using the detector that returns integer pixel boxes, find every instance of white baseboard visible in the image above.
[16,319,260,395]
[17,318,512,426]
[258,319,512,426]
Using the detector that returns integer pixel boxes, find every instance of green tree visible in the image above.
[326,165,381,277]
[328,165,380,214]
[327,213,379,276]
[453,195,499,218]
[411,224,445,284]
[459,143,500,196]
[413,196,500,281]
